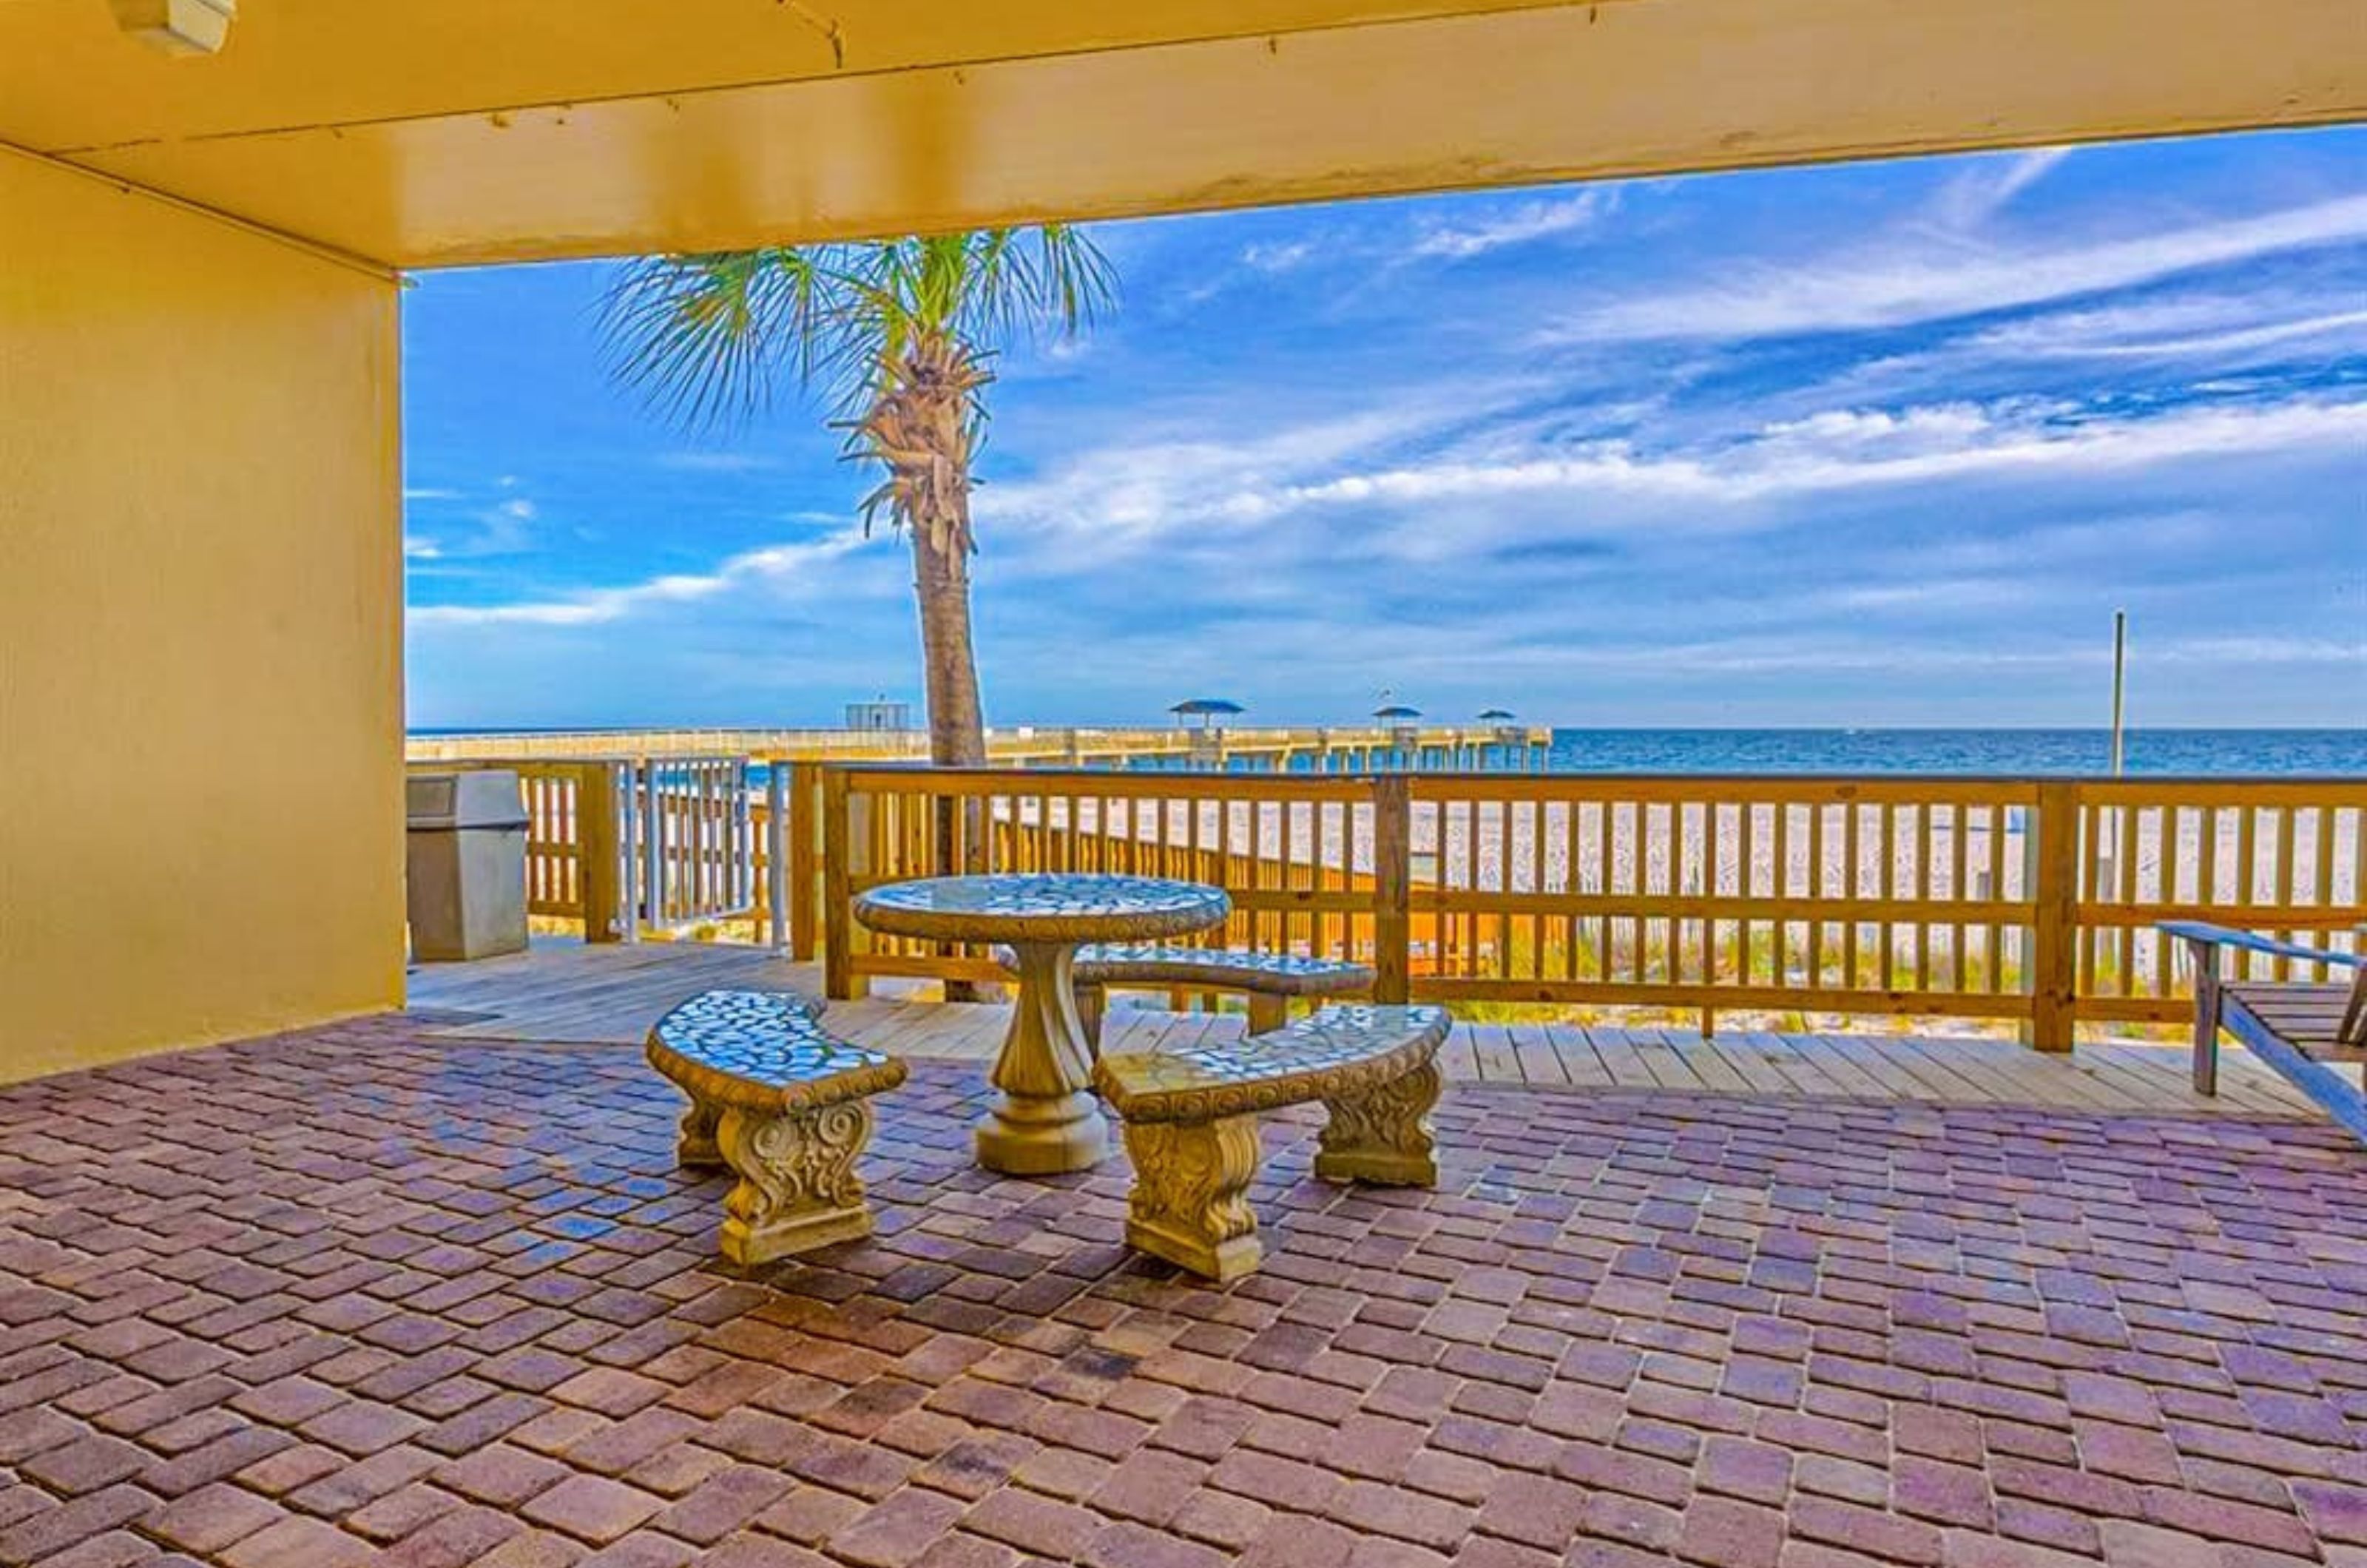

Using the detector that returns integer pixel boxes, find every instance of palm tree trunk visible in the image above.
[911,523,986,768]
[868,339,992,996]
[908,458,988,1001]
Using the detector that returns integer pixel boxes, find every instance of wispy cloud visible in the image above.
[412,529,871,627]
[1925,146,2070,232]
[1962,299,2367,361]
[1411,192,1610,260]
[1547,192,2367,342]
[1240,240,1312,273]
[403,490,546,561]
[977,396,1501,559]
[982,393,2366,554]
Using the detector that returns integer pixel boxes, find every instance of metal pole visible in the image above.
[642,757,663,933]
[2110,609,2127,777]
[618,760,641,943]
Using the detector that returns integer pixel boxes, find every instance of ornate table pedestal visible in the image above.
[851,874,1232,1177]
[978,939,1108,1175]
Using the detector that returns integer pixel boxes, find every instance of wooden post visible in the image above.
[1374,774,1412,1004]
[2026,782,2079,1052]
[789,761,820,962]
[764,765,789,952]
[822,767,867,1000]
[2187,937,2221,1095]
[577,762,624,943]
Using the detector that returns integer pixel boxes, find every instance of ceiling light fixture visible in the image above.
[107,0,234,56]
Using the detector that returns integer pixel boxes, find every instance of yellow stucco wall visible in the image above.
[0,149,405,1082]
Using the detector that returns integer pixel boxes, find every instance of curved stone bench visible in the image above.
[645,989,907,1265]
[1092,1004,1450,1280]
[997,942,1376,1044]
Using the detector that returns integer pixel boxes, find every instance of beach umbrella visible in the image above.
[1372,703,1422,721]
[1477,708,1516,722]
[1169,697,1245,730]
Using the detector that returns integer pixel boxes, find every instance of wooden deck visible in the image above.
[406,939,2323,1119]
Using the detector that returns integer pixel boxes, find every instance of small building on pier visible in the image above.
[845,700,914,733]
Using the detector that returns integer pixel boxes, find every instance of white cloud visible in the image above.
[1925,146,2070,232]
[1240,240,1312,272]
[1789,289,2367,410]
[413,494,544,558]
[976,398,1490,560]
[1963,300,2367,362]
[411,528,871,628]
[1428,630,2357,680]
[402,535,443,560]
[1411,192,1609,260]
[984,395,2366,560]
[1547,192,2367,342]
[2152,635,2366,666]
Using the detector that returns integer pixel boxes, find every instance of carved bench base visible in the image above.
[1101,1011,1448,1283]
[1313,1061,1442,1187]
[644,989,907,1268]
[712,1100,881,1267]
[1120,1115,1266,1282]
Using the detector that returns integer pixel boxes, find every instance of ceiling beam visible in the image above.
[23,0,2367,267]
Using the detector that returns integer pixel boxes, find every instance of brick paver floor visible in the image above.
[3,1015,2366,1567]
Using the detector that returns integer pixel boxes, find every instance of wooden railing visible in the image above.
[2069,780,2365,1022]
[820,766,2366,1048]
[405,756,817,946]
[406,760,621,925]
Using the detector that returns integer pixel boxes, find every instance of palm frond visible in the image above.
[598,249,865,432]
[597,224,1116,441]
[1027,224,1119,337]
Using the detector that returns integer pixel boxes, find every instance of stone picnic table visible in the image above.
[852,873,1230,1175]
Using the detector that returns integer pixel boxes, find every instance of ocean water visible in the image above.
[1534,729,2364,777]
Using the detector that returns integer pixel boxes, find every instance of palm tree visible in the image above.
[598,230,1115,766]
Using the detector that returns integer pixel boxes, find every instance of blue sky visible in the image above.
[405,129,2367,731]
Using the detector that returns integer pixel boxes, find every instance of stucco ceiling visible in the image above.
[4,0,2360,268]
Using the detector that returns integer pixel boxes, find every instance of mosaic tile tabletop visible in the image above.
[854,874,1231,945]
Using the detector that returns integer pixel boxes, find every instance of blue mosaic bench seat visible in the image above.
[644,989,907,1266]
[1091,1004,1451,1280]
[995,942,1376,1042]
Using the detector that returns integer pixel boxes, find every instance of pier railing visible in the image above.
[817,766,2366,1048]
[406,722,1553,770]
